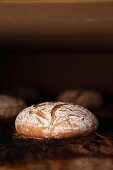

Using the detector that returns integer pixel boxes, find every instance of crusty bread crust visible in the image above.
[0,95,26,118]
[58,90,103,109]
[15,102,98,139]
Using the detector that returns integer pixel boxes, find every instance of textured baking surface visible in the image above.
[0,112,113,170]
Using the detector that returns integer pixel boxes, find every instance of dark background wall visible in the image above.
[0,2,113,95]
[0,54,113,95]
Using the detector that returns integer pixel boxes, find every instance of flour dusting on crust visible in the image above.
[15,102,98,139]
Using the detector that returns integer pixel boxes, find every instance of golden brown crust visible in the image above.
[16,124,94,139]
[16,124,46,138]
[15,102,98,139]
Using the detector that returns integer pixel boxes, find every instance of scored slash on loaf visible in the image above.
[15,102,99,139]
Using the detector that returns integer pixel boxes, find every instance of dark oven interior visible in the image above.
[0,1,113,170]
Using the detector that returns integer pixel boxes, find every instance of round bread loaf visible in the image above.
[58,90,103,109]
[15,102,98,139]
[0,95,26,118]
